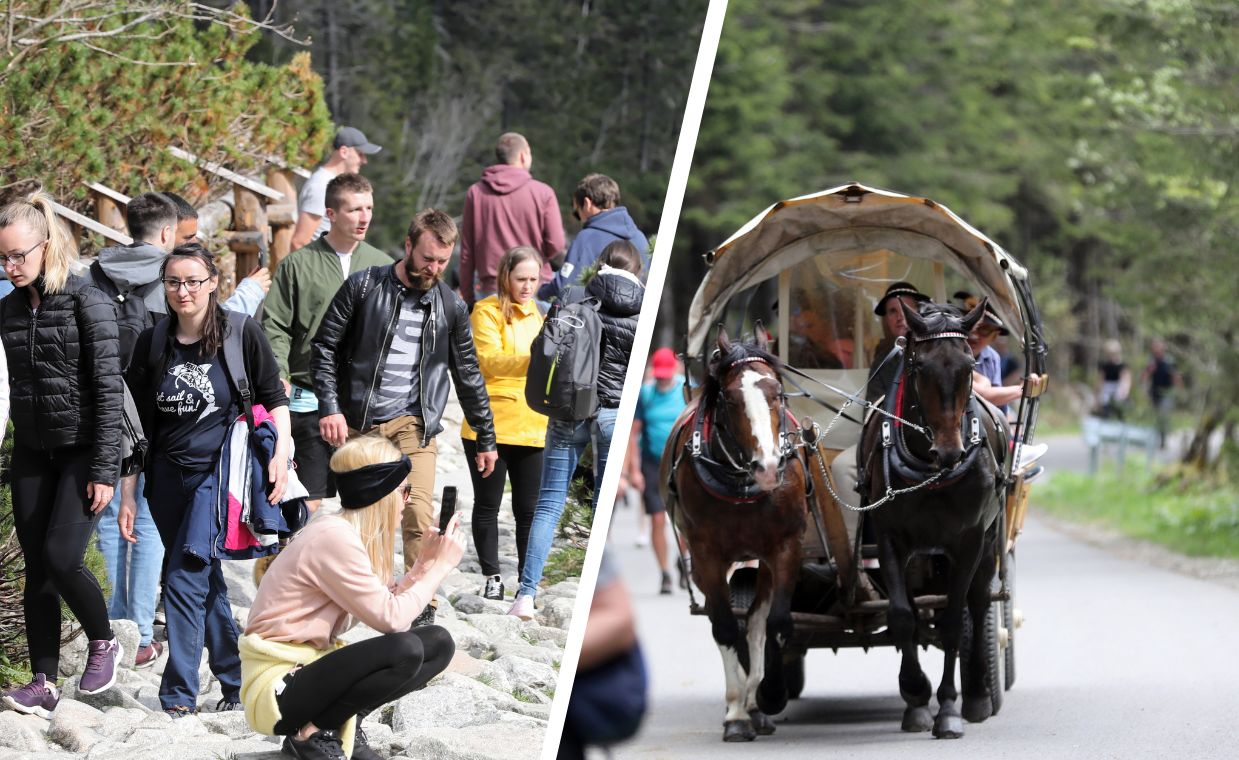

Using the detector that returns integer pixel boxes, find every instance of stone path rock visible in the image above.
[0,396,578,760]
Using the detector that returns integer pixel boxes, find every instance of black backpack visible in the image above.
[525,286,604,421]
[90,260,161,366]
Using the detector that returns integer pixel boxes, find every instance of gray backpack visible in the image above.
[525,287,604,421]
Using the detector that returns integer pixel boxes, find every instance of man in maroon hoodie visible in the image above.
[458,132,566,307]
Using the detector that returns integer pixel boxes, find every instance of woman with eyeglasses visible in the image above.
[0,188,125,717]
[121,243,290,717]
[240,435,463,760]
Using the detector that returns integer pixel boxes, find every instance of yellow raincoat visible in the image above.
[462,295,547,448]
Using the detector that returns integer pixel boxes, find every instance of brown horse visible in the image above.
[859,298,1009,739]
[662,328,808,742]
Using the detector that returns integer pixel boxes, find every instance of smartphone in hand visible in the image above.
[439,486,457,533]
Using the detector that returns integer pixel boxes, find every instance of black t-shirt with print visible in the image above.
[155,339,234,470]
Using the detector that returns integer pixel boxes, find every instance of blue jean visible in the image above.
[97,474,163,647]
[147,458,241,710]
[518,407,617,600]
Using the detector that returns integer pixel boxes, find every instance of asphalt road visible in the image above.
[606,433,1239,759]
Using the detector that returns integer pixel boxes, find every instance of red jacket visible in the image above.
[459,165,565,304]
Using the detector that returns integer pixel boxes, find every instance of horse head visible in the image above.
[899,298,986,468]
[709,326,786,491]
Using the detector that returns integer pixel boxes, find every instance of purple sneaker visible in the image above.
[1,673,60,719]
[78,637,122,695]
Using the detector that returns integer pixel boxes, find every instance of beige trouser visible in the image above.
[829,444,862,543]
[353,415,438,571]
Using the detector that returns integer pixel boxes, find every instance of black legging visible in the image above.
[461,438,542,577]
[273,627,454,733]
[10,445,113,678]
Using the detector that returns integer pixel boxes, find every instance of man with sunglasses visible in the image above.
[458,132,565,308]
[538,173,649,302]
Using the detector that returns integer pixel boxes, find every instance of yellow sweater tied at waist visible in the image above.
[239,633,356,756]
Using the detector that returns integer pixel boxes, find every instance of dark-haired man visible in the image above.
[263,173,391,512]
[538,173,648,302]
[458,132,565,307]
[291,126,382,250]
[311,209,497,580]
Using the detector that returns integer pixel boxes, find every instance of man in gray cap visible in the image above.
[291,126,382,250]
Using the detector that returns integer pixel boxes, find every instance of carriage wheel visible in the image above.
[783,652,806,699]
[960,597,1004,717]
[1002,550,1017,690]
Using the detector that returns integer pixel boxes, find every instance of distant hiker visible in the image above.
[538,173,649,303]
[0,187,125,716]
[291,126,382,250]
[458,132,565,307]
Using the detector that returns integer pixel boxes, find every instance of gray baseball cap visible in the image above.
[333,126,382,155]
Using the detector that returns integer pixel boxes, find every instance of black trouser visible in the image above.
[461,438,543,578]
[10,444,113,678]
[273,627,454,733]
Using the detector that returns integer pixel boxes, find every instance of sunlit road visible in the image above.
[607,434,1239,759]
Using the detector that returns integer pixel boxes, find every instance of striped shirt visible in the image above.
[370,292,425,423]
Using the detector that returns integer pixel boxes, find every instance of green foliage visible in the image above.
[251,0,705,251]
[1037,466,1239,558]
[0,2,331,236]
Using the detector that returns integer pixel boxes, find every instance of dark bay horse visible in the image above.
[859,299,1009,739]
[662,329,808,742]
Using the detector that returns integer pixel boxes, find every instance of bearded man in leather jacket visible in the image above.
[311,209,498,573]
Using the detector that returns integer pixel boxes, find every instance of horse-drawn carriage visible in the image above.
[664,183,1048,741]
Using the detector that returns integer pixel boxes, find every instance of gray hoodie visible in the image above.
[94,242,168,315]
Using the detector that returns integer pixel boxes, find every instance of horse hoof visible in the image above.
[933,713,965,739]
[749,709,776,735]
[963,694,993,723]
[901,705,933,733]
[723,719,757,742]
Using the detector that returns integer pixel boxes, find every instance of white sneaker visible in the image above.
[1015,442,1049,471]
[507,594,535,621]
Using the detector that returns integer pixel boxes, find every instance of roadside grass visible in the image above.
[1036,464,1239,558]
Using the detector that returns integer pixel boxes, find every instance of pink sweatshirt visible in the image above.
[244,514,426,650]
[458,164,565,304]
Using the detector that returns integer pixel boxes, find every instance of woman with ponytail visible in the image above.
[120,242,290,717]
[240,435,462,760]
[0,188,125,717]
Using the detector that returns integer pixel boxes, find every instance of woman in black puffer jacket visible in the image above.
[508,240,644,620]
[0,188,124,714]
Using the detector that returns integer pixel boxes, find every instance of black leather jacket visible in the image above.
[586,268,644,408]
[311,266,496,450]
[1,273,123,483]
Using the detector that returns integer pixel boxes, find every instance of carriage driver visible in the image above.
[828,282,930,542]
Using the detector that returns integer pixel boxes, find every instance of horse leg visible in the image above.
[933,529,985,739]
[962,530,999,723]
[696,549,756,742]
[741,563,776,736]
[755,542,798,723]
[878,533,933,732]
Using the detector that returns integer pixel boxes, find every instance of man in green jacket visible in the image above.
[263,173,391,512]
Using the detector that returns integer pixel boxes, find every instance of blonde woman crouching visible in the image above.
[239,436,463,760]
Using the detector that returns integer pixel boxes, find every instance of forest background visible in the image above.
[658,0,1237,488]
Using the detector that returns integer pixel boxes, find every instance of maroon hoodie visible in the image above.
[459,164,566,304]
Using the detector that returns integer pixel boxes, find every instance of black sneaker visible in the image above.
[283,729,345,760]
[659,572,673,595]
[482,575,505,601]
[410,603,436,629]
[215,697,242,712]
[351,724,385,760]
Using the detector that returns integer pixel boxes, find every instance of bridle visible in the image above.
[900,329,976,451]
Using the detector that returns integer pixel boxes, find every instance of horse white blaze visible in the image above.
[740,369,780,488]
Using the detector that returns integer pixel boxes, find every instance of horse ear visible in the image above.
[900,298,929,335]
[961,297,987,332]
[752,319,770,351]
[716,324,732,352]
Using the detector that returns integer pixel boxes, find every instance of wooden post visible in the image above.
[85,182,131,235]
[232,185,268,289]
[265,167,298,270]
